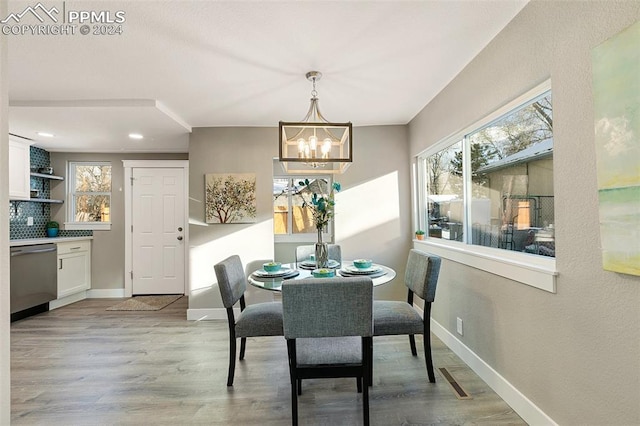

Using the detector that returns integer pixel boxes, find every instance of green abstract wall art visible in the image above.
[592,20,640,276]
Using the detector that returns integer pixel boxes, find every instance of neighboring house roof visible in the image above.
[477,138,554,174]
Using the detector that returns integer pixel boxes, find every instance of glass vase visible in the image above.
[315,229,329,269]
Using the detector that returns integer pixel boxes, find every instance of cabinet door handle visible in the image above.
[70,246,81,250]
[59,259,63,270]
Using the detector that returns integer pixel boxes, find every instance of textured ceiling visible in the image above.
[6,0,528,152]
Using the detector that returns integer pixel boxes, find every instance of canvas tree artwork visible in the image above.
[205,173,257,224]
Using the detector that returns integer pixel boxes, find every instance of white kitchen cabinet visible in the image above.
[57,240,91,298]
[9,139,31,200]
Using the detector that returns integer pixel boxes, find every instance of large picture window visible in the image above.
[418,84,555,259]
[66,162,112,230]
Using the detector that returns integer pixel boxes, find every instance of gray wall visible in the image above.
[50,152,188,290]
[334,125,411,301]
[409,1,640,424]
[188,125,411,309]
[188,127,279,309]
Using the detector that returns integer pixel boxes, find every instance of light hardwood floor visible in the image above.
[11,297,525,425]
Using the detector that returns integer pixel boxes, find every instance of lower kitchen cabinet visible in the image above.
[57,240,91,298]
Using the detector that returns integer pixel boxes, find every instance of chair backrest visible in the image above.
[282,277,373,339]
[214,255,247,308]
[295,244,342,264]
[404,249,441,303]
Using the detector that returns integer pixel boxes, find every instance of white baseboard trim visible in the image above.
[49,291,87,310]
[187,307,240,321]
[429,318,557,426]
[87,288,126,298]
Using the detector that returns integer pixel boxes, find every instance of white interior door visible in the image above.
[132,167,185,295]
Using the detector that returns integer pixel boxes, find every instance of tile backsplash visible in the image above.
[9,146,93,240]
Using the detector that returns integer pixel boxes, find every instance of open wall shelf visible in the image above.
[30,172,64,180]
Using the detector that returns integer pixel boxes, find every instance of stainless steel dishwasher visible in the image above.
[10,243,58,321]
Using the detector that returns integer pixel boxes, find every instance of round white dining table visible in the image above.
[248,261,396,292]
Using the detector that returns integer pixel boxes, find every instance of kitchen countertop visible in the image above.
[10,236,93,247]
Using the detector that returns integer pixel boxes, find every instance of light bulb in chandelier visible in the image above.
[297,135,334,161]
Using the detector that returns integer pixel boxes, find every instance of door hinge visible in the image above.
[130,177,135,185]
[131,225,133,233]
[130,271,133,279]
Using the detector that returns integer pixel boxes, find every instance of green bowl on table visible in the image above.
[312,268,335,278]
[263,262,282,273]
[353,259,373,269]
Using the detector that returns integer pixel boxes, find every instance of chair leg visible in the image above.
[368,339,373,387]
[297,379,302,396]
[423,304,436,383]
[227,337,236,386]
[424,334,435,383]
[363,373,370,426]
[357,377,362,393]
[409,334,417,356]
[291,377,298,426]
[225,308,237,386]
[239,337,247,360]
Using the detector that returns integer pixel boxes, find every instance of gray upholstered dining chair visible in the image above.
[282,277,373,426]
[295,244,342,266]
[214,255,284,386]
[373,249,441,383]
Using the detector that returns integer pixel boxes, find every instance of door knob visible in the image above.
[177,236,183,241]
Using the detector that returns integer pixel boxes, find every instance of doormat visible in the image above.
[106,295,182,311]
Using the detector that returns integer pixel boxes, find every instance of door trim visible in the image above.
[123,160,189,297]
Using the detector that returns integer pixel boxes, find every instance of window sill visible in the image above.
[414,238,557,293]
[65,222,111,231]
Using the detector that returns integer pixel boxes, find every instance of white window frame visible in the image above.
[65,161,112,231]
[274,175,333,243]
[415,80,557,293]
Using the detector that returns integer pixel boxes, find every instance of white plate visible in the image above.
[341,264,382,274]
[253,267,293,277]
[300,259,340,269]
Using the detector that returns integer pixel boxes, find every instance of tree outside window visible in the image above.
[70,162,112,223]
[421,90,555,257]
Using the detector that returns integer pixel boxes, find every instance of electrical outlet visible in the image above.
[27,217,34,226]
[456,317,463,336]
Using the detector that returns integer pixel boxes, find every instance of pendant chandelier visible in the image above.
[279,71,352,174]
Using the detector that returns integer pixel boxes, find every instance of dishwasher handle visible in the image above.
[11,246,57,257]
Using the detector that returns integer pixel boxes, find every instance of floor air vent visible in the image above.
[439,367,473,400]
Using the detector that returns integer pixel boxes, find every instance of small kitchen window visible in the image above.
[65,161,112,230]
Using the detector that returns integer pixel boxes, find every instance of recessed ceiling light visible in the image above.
[129,133,144,140]
[37,132,54,137]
